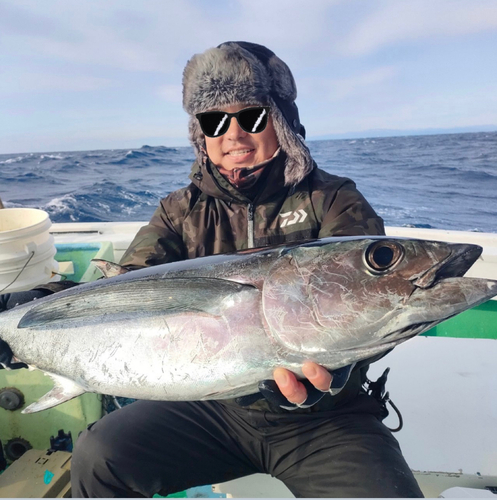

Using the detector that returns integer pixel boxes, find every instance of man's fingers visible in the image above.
[302,362,333,392]
[273,368,307,405]
[273,363,333,406]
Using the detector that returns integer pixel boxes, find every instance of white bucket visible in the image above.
[0,208,58,293]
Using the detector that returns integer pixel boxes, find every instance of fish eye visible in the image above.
[365,241,404,273]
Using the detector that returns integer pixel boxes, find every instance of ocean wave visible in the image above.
[106,145,182,165]
[39,154,68,161]
[1,133,495,232]
[0,155,32,165]
[80,153,105,159]
[109,150,156,165]
[125,150,151,158]
[0,200,25,208]
[401,223,434,229]
[140,145,178,153]
[43,193,110,223]
[39,182,160,223]
[20,172,46,181]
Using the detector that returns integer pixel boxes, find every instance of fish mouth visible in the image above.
[413,243,482,289]
[389,243,492,343]
[379,321,434,344]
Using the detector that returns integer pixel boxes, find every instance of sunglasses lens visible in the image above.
[238,107,268,134]
[198,112,230,137]
[197,107,269,137]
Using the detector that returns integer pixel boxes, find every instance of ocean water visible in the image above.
[0,132,496,233]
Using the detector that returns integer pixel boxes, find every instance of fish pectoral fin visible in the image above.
[21,373,86,414]
[18,277,258,328]
[91,259,130,278]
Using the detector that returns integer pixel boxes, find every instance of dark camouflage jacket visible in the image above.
[120,151,386,412]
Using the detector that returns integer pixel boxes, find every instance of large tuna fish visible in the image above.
[0,236,496,414]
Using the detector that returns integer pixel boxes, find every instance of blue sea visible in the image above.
[1,132,496,233]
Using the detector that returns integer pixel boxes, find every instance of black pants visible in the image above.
[71,394,423,498]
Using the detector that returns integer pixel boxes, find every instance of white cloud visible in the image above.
[235,0,339,48]
[1,0,211,73]
[334,66,395,100]
[156,85,183,103]
[0,73,113,94]
[0,0,342,76]
[340,0,497,56]
[306,85,497,136]
[299,66,397,102]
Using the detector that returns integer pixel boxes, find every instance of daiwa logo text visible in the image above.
[280,210,308,228]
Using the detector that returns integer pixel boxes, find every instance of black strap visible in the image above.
[364,368,404,432]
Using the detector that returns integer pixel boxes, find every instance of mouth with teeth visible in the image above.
[225,149,255,157]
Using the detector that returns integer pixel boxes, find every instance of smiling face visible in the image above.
[204,103,279,171]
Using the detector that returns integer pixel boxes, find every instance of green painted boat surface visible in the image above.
[0,242,109,460]
[54,241,114,283]
[423,300,497,340]
[0,371,102,452]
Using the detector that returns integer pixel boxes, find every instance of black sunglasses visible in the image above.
[196,106,270,138]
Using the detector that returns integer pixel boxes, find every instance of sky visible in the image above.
[1,0,497,154]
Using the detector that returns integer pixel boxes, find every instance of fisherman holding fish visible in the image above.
[73,42,426,498]
[0,42,425,497]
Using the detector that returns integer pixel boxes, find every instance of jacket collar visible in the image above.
[189,150,304,204]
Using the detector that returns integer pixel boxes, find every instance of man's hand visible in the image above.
[235,363,355,410]
[274,362,332,405]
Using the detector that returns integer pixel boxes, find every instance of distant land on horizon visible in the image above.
[308,124,497,141]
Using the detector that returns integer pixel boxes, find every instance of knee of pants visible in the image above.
[71,422,114,476]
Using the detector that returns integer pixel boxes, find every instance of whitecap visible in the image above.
[44,194,77,214]
[40,154,66,160]
[0,156,25,164]
[96,202,110,211]
[0,200,24,208]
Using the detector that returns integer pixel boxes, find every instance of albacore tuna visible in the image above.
[1,236,496,413]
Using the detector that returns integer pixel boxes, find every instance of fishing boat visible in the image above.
[0,219,496,498]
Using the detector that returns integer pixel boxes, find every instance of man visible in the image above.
[3,42,423,497]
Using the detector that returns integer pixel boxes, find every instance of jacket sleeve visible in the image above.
[318,179,385,238]
[119,198,187,269]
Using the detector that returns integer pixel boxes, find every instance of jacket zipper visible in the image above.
[247,203,255,249]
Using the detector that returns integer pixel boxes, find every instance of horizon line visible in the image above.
[1,125,496,157]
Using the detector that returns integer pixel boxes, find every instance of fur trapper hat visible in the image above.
[182,41,314,186]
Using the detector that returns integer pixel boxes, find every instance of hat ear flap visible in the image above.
[268,97,314,186]
[189,117,208,165]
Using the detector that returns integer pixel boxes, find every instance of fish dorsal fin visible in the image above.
[92,259,129,278]
[18,277,257,329]
[22,373,86,414]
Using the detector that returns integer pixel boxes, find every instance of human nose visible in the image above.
[225,115,247,140]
